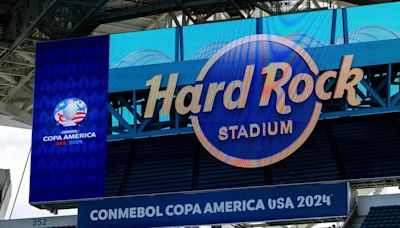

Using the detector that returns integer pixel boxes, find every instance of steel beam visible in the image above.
[204,5,222,20]
[1,69,33,102]
[4,60,34,67]
[173,0,197,24]
[169,12,181,27]
[108,104,135,134]
[0,102,32,126]
[0,72,17,84]
[92,0,268,25]
[0,0,59,66]
[228,0,247,19]
[360,80,386,107]
[0,43,35,55]
[289,0,305,12]
[66,0,109,37]
[145,13,169,30]
[103,22,144,31]
[311,0,321,8]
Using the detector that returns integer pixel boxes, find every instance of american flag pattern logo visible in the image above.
[54,98,88,127]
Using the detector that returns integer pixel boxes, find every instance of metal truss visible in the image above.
[320,63,400,119]
[0,0,110,127]
[0,0,392,129]
[93,0,335,26]
[108,62,400,141]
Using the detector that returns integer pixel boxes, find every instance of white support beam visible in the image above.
[16,52,35,64]
[0,71,27,78]
[4,60,34,67]
[337,1,358,7]
[102,22,144,31]
[0,72,17,84]
[1,69,34,102]
[0,81,14,87]
[0,102,32,127]
[145,13,169,30]
[311,0,321,8]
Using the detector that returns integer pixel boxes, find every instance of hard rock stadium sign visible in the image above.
[143,35,363,168]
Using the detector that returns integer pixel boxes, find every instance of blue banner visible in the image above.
[30,36,109,202]
[78,182,349,227]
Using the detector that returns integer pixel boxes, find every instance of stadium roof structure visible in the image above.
[0,0,397,129]
[0,169,11,219]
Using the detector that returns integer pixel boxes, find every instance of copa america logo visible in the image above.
[144,34,363,168]
[54,98,88,127]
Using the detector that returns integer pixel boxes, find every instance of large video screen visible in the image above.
[31,2,400,204]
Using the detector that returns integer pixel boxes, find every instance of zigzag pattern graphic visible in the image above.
[30,36,109,202]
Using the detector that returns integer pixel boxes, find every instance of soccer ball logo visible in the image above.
[54,98,88,127]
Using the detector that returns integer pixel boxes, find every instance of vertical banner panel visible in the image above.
[30,36,109,202]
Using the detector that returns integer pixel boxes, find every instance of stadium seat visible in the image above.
[361,206,400,228]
